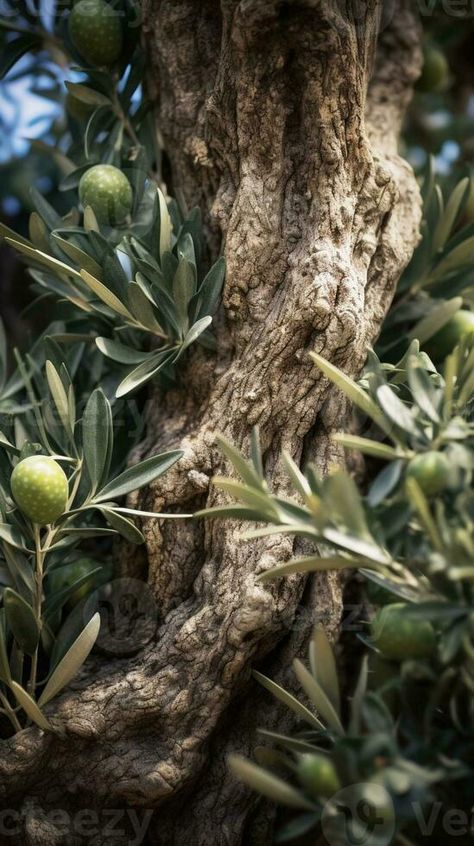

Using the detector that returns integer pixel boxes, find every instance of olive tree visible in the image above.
[0,1,422,843]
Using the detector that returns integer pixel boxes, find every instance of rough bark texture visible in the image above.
[0,3,422,844]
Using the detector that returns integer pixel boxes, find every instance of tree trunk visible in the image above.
[0,3,422,844]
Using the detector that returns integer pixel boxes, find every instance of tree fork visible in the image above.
[0,3,421,844]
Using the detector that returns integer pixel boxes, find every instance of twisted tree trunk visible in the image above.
[0,2,421,844]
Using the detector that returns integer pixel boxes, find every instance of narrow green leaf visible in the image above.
[5,238,82,280]
[10,681,51,731]
[228,755,315,811]
[432,178,469,252]
[309,627,340,716]
[216,435,264,489]
[65,82,112,107]
[310,353,393,438]
[38,613,100,706]
[95,337,149,365]
[3,588,39,656]
[46,360,72,436]
[256,555,359,583]
[127,282,166,336]
[82,389,111,491]
[332,434,402,461]
[180,316,212,352]
[80,270,136,322]
[115,349,176,397]
[253,670,324,730]
[94,450,183,502]
[408,297,462,345]
[0,610,11,684]
[213,478,280,520]
[292,659,343,733]
[158,188,172,259]
[52,235,102,278]
[97,507,144,544]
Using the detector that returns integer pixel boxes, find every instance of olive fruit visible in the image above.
[79,164,133,225]
[68,0,123,68]
[424,310,474,361]
[417,44,449,93]
[371,603,436,662]
[296,753,341,799]
[11,456,69,525]
[406,451,451,496]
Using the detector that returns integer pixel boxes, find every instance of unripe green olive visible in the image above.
[417,44,449,93]
[371,603,436,662]
[11,456,69,525]
[424,310,474,362]
[406,451,451,496]
[79,164,133,225]
[296,753,341,799]
[68,0,123,68]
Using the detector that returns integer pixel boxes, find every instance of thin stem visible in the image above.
[0,690,22,733]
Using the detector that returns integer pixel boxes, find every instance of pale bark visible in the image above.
[0,3,422,844]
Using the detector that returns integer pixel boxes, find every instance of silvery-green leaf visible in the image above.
[256,555,359,582]
[83,206,100,232]
[127,282,166,335]
[0,524,30,552]
[115,349,177,397]
[253,670,324,730]
[38,613,100,706]
[310,353,393,439]
[3,588,39,656]
[192,257,226,320]
[10,681,51,731]
[52,235,102,278]
[429,236,474,283]
[172,258,196,333]
[408,297,462,345]
[94,450,183,502]
[228,755,315,811]
[309,627,340,715]
[405,479,443,552]
[349,656,369,733]
[367,460,403,508]
[216,435,264,490]
[180,316,212,352]
[82,389,112,492]
[332,434,402,461]
[157,188,172,258]
[95,337,149,365]
[293,659,344,733]
[80,270,136,322]
[46,360,72,437]
[97,507,144,544]
[212,478,280,520]
[324,471,370,539]
[407,361,440,423]
[29,212,50,251]
[5,238,82,280]
[432,178,469,252]
[375,384,419,436]
[257,730,320,755]
[65,82,112,107]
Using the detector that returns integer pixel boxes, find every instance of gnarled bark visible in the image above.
[0,3,422,844]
